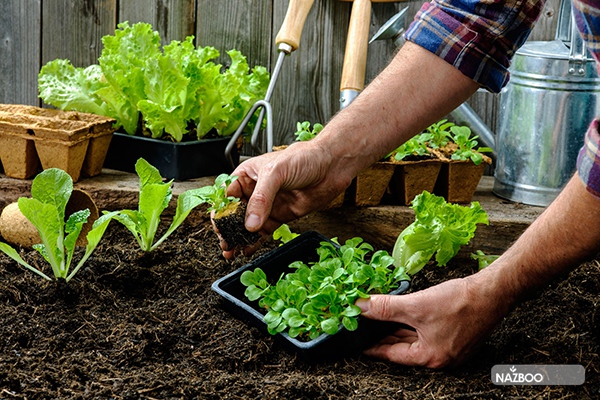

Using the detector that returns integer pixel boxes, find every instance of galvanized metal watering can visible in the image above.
[493,0,600,206]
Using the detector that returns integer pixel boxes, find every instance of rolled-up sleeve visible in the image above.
[404,0,544,93]
[578,119,600,198]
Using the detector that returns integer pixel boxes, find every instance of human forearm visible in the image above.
[312,41,480,180]
[468,174,600,310]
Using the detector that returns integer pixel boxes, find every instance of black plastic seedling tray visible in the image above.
[104,132,238,180]
[212,231,410,361]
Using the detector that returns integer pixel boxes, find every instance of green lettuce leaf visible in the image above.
[38,59,108,116]
[392,191,489,275]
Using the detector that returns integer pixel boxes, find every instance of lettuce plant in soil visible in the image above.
[0,168,116,282]
[38,21,269,142]
[109,158,207,252]
[191,174,261,249]
[392,191,489,276]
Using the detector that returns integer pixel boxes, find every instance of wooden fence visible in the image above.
[0,0,561,148]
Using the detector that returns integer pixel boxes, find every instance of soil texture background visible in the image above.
[0,214,599,399]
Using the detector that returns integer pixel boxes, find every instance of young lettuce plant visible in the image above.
[109,158,206,252]
[389,133,431,162]
[294,121,323,142]
[272,224,300,246]
[193,174,261,248]
[0,168,116,282]
[424,119,455,149]
[392,191,489,276]
[241,237,408,340]
[449,125,493,165]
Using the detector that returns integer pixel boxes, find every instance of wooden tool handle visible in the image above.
[275,0,316,51]
[340,0,371,92]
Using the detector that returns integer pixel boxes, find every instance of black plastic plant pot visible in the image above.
[103,132,239,180]
[211,231,411,362]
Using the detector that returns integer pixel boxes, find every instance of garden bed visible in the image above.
[1,219,598,399]
[0,172,598,398]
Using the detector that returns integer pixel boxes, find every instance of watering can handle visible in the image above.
[276,0,315,52]
[568,3,588,75]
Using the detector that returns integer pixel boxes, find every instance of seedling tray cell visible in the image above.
[212,231,410,361]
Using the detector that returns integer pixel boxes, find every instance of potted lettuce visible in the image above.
[38,21,270,180]
[431,124,493,203]
[386,133,443,206]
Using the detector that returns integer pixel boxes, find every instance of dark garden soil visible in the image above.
[0,212,599,399]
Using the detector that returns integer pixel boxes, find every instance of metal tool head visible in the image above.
[369,6,408,47]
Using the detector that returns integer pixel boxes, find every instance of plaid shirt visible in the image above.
[406,0,600,199]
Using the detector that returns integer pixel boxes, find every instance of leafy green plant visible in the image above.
[38,21,270,141]
[392,191,489,276]
[424,119,455,149]
[294,121,323,142]
[0,168,116,282]
[470,250,500,270]
[272,224,299,246]
[110,158,207,252]
[389,133,431,162]
[189,173,240,215]
[241,237,408,340]
[449,126,493,165]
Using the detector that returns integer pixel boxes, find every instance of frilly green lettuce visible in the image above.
[38,21,269,142]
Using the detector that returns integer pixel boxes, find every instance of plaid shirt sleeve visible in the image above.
[574,0,600,197]
[404,0,544,93]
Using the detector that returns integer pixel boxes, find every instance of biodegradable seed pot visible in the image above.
[353,161,396,207]
[388,156,443,206]
[433,144,492,203]
[0,104,116,182]
[0,189,99,248]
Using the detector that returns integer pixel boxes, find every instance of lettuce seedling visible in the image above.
[241,237,408,340]
[389,133,431,161]
[471,250,500,270]
[0,168,116,282]
[449,126,493,165]
[191,173,240,214]
[110,158,207,252]
[192,174,261,248]
[272,224,299,246]
[424,119,455,149]
[392,191,489,276]
[294,121,323,142]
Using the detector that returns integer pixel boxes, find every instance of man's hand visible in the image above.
[218,140,353,258]
[356,273,509,368]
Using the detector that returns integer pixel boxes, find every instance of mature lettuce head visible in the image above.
[392,191,489,276]
[38,21,269,142]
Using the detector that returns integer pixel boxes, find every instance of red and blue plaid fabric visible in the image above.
[578,118,600,197]
[404,0,544,93]
[573,0,600,197]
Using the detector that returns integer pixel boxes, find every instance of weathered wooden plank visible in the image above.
[195,0,271,69]
[117,0,195,44]
[41,0,116,68]
[529,0,561,41]
[0,0,42,106]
